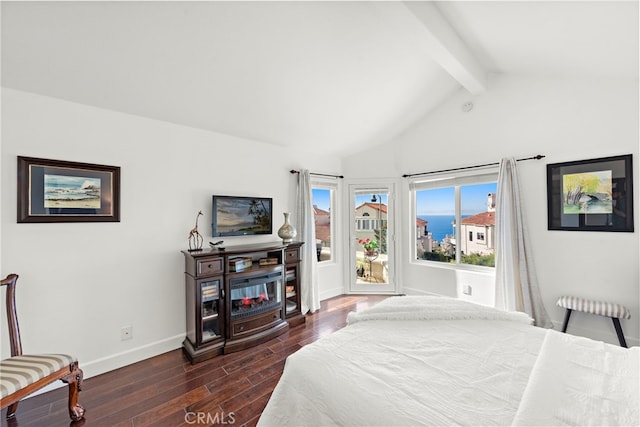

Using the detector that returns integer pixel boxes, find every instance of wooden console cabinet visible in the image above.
[182,241,304,363]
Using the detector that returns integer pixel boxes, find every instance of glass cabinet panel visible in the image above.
[285,267,297,314]
[201,280,221,342]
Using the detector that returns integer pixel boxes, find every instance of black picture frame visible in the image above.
[547,154,633,232]
[212,195,273,237]
[17,156,121,223]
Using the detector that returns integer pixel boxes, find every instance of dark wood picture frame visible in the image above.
[547,154,633,232]
[17,156,121,223]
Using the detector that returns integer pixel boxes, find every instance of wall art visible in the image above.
[18,156,121,223]
[547,154,633,232]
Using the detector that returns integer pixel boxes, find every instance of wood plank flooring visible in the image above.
[1,294,388,427]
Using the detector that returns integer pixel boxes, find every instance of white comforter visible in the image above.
[346,294,533,325]
[259,296,545,426]
[258,296,639,426]
[513,329,639,426]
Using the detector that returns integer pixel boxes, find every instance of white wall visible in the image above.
[0,88,342,377]
[343,74,640,346]
[2,70,637,381]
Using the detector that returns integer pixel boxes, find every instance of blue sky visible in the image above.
[416,183,497,216]
[312,184,496,216]
[355,193,388,207]
[312,189,331,211]
[312,190,389,211]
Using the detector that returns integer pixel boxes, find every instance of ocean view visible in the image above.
[418,215,460,242]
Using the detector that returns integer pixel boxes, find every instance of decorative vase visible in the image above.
[277,212,297,244]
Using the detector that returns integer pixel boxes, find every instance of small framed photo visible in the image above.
[17,156,121,223]
[547,154,633,232]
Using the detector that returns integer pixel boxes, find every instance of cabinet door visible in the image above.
[284,246,302,317]
[199,277,224,344]
[284,265,299,315]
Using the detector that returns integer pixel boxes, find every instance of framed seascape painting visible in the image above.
[17,156,121,223]
[547,154,633,232]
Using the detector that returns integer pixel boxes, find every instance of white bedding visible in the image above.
[258,296,638,427]
[259,296,545,426]
[513,329,639,426]
[346,295,533,325]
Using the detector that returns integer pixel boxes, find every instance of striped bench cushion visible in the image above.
[556,296,631,319]
[0,354,76,399]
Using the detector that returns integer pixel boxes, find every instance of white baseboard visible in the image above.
[82,334,185,379]
[550,319,639,348]
[25,306,636,403]
[319,286,344,301]
[24,334,184,399]
[397,288,640,348]
[401,287,440,296]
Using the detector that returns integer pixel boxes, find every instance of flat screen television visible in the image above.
[212,195,273,237]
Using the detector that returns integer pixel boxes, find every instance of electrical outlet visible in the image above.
[462,284,472,296]
[121,326,133,341]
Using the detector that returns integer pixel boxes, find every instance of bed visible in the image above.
[258,296,639,427]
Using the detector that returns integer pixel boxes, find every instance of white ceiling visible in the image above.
[2,1,638,157]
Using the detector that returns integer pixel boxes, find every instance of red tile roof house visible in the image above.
[460,211,495,256]
[314,206,331,261]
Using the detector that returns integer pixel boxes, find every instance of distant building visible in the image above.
[355,202,387,245]
[314,205,330,227]
[415,217,435,252]
[355,202,427,252]
[313,205,331,260]
[459,193,496,256]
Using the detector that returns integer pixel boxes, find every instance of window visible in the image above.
[312,182,336,263]
[358,214,371,231]
[411,171,497,268]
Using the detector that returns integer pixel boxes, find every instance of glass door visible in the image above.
[349,184,396,293]
[199,279,222,343]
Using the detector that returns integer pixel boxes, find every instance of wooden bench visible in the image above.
[556,295,630,348]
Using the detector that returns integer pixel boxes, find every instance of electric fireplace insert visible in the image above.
[229,270,283,319]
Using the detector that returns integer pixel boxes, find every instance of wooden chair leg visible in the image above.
[62,363,85,422]
[612,317,628,348]
[6,402,19,419]
[561,308,572,332]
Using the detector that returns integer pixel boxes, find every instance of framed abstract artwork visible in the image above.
[17,156,121,223]
[547,154,633,232]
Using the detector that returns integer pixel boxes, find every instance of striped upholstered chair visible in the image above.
[0,274,85,421]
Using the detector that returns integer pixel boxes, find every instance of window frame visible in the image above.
[311,178,338,265]
[409,168,498,272]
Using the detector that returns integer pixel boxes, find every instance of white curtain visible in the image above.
[495,158,552,328]
[296,169,321,314]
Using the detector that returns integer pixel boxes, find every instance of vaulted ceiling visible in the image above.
[2,1,638,157]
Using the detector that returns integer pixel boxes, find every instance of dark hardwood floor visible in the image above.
[1,294,388,427]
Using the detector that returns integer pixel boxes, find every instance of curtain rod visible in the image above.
[401,154,545,178]
[290,169,344,179]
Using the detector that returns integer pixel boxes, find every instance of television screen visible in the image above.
[212,195,273,237]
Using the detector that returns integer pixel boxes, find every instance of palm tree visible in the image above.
[247,199,270,229]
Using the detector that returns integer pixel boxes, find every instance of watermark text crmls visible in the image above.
[185,411,236,425]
